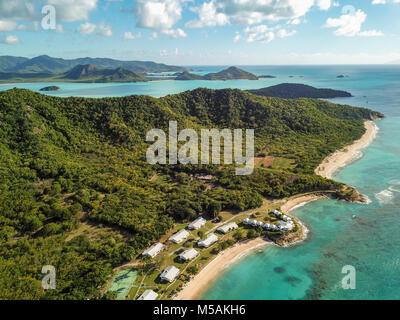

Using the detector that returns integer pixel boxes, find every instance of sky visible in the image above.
[1,0,400,65]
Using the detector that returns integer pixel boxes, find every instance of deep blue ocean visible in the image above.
[1,65,399,299]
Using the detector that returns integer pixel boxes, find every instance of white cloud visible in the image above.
[317,0,332,10]
[47,0,98,22]
[372,0,400,3]
[186,0,316,28]
[3,35,20,45]
[77,22,112,36]
[233,31,241,42]
[324,9,383,37]
[0,20,17,31]
[359,30,384,36]
[161,28,187,38]
[277,28,297,38]
[150,32,158,40]
[245,25,275,43]
[97,22,112,36]
[124,31,142,40]
[0,0,36,21]
[134,0,189,32]
[77,22,96,35]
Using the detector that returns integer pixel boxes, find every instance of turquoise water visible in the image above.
[1,65,399,299]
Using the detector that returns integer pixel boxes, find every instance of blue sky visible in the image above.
[1,0,400,65]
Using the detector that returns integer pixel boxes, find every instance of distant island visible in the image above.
[39,86,61,91]
[60,64,148,83]
[258,75,276,79]
[0,55,186,83]
[248,83,353,99]
[175,66,259,81]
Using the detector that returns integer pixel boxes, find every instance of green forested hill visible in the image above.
[0,88,382,299]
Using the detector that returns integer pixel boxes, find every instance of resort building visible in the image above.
[243,218,250,225]
[198,233,218,248]
[272,209,283,217]
[137,289,158,300]
[250,220,258,227]
[179,248,199,261]
[217,222,238,234]
[278,220,294,231]
[142,242,165,258]
[256,221,264,227]
[188,217,207,230]
[169,229,190,244]
[263,223,271,230]
[160,266,180,283]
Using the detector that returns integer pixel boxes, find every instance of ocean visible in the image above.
[1,65,399,300]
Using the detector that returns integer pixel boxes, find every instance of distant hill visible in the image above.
[175,67,259,81]
[204,66,258,80]
[0,55,185,74]
[248,83,353,99]
[0,56,29,71]
[60,64,148,82]
[175,71,204,80]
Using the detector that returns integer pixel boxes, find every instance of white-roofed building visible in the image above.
[169,229,190,244]
[243,218,250,225]
[217,222,238,234]
[179,248,199,261]
[188,217,207,230]
[142,242,165,258]
[278,220,294,231]
[198,233,218,248]
[160,266,180,283]
[263,223,270,229]
[272,209,282,216]
[256,221,263,227]
[137,289,158,300]
[251,220,258,227]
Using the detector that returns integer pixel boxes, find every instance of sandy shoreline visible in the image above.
[174,238,270,300]
[315,121,377,179]
[173,120,378,300]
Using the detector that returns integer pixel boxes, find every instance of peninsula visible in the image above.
[0,87,383,300]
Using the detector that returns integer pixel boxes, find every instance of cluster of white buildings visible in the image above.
[138,217,246,298]
[243,210,295,232]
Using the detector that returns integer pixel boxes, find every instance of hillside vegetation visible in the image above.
[0,88,382,299]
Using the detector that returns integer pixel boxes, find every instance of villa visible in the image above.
[169,229,190,244]
[160,266,180,283]
[272,209,283,217]
[198,233,218,248]
[142,242,165,258]
[179,248,199,261]
[257,221,264,227]
[250,220,258,227]
[137,289,158,300]
[243,218,250,224]
[217,222,238,234]
[278,220,294,231]
[188,217,207,230]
